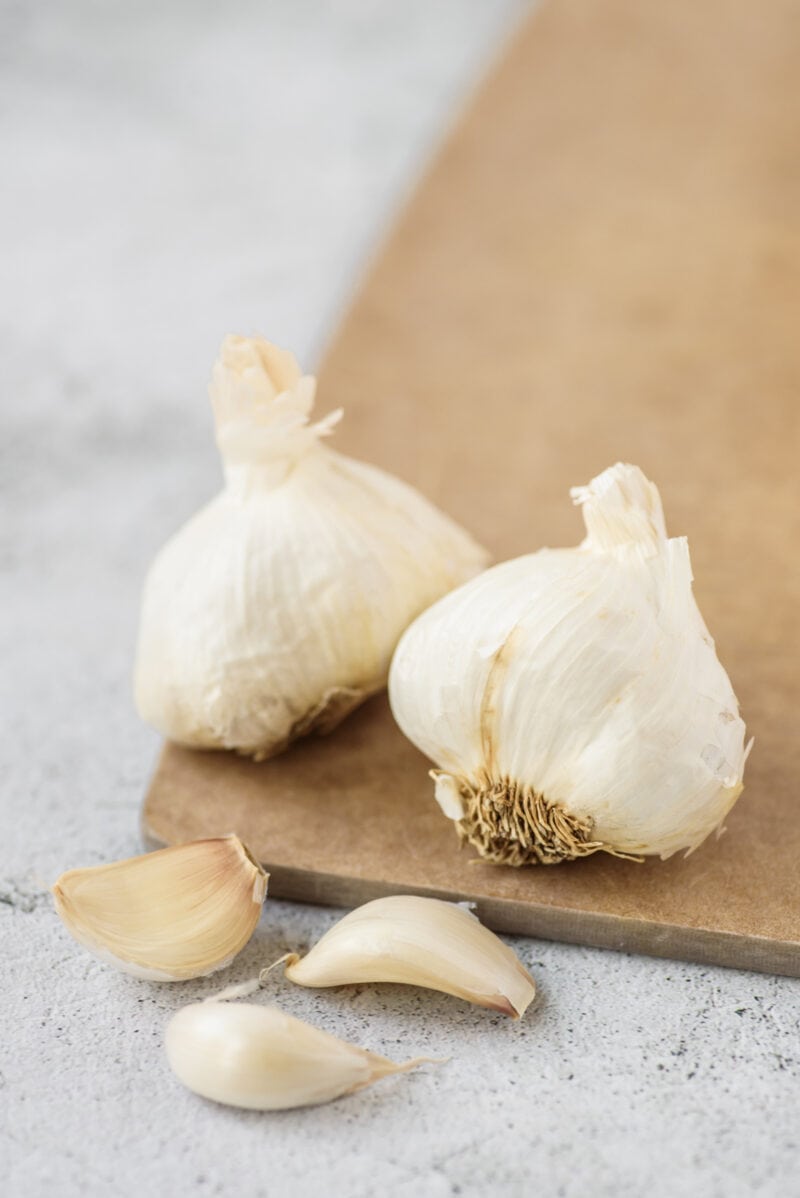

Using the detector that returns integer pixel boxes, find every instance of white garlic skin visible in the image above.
[388,463,748,861]
[134,336,488,758]
[166,1002,425,1110]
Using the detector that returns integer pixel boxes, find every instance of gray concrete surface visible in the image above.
[2,3,799,1195]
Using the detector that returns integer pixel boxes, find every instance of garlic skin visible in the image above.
[134,335,488,759]
[388,463,749,865]
[166,1002,430,1110]
[52,835,267,980]
[282,895,535,1018]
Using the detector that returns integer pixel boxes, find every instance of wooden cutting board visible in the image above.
[143,0,800,976]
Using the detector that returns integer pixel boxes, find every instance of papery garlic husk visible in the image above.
[280,895,535,1018]
[166,1001,431,1110]
[52,835,267,979]
[388,463,749,865]
[134,334,488,759]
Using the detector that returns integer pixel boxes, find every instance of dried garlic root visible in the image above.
[278,895,535,1018]
[166,1002,435,1110]
[52,835,267,980]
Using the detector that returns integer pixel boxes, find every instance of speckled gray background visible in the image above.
[2,3,799,1195]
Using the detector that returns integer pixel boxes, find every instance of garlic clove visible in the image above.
[134,334,489,761]
[52,835,268,981]
[388,462,749,865]
[281,895,535,1018]
[166,1001,432,1110]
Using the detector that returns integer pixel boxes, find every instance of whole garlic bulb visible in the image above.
[388,463,749,864]
[134,335,488,758]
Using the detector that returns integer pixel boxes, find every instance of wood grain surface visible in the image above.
[143,0,800,975]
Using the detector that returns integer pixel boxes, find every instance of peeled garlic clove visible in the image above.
[281,895,535,1018]
[166,1002,430,1110]
[134,334,488,760]
[389,462,749,864]
[52,835,267,980]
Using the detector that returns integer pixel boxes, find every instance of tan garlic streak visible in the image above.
[166,1002,431,1110]
[52,836,267,981]
[281,895,535,1018]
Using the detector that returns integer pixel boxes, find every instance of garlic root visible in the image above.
[439,774,644,866]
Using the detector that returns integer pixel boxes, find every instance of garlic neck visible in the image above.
[571,462,668,556]
[209,333,342,493]
[221,445,320,495]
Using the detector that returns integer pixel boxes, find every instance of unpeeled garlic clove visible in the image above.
[166,1001,431,1110]
[280,895,535,1018]
[52,835,268,980]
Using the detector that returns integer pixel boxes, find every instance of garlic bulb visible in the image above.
[166,1002,431,1110]
[280,895,535,1017]
[134,335,488,759]
[52,836,267,979]
[389,463,749,865]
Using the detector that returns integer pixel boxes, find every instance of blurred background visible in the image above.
[3,0,526,459]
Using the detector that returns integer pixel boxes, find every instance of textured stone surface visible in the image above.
[2,3,799,1195]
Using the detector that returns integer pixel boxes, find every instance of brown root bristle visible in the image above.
[454,778,617,866]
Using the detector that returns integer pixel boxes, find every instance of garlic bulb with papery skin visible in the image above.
[388,463,749,865]
[134,335,488,759]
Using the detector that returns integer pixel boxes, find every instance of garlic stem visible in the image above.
[52,835,267,980]
[166,1002,433,1110]
[280,895,535,1018]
